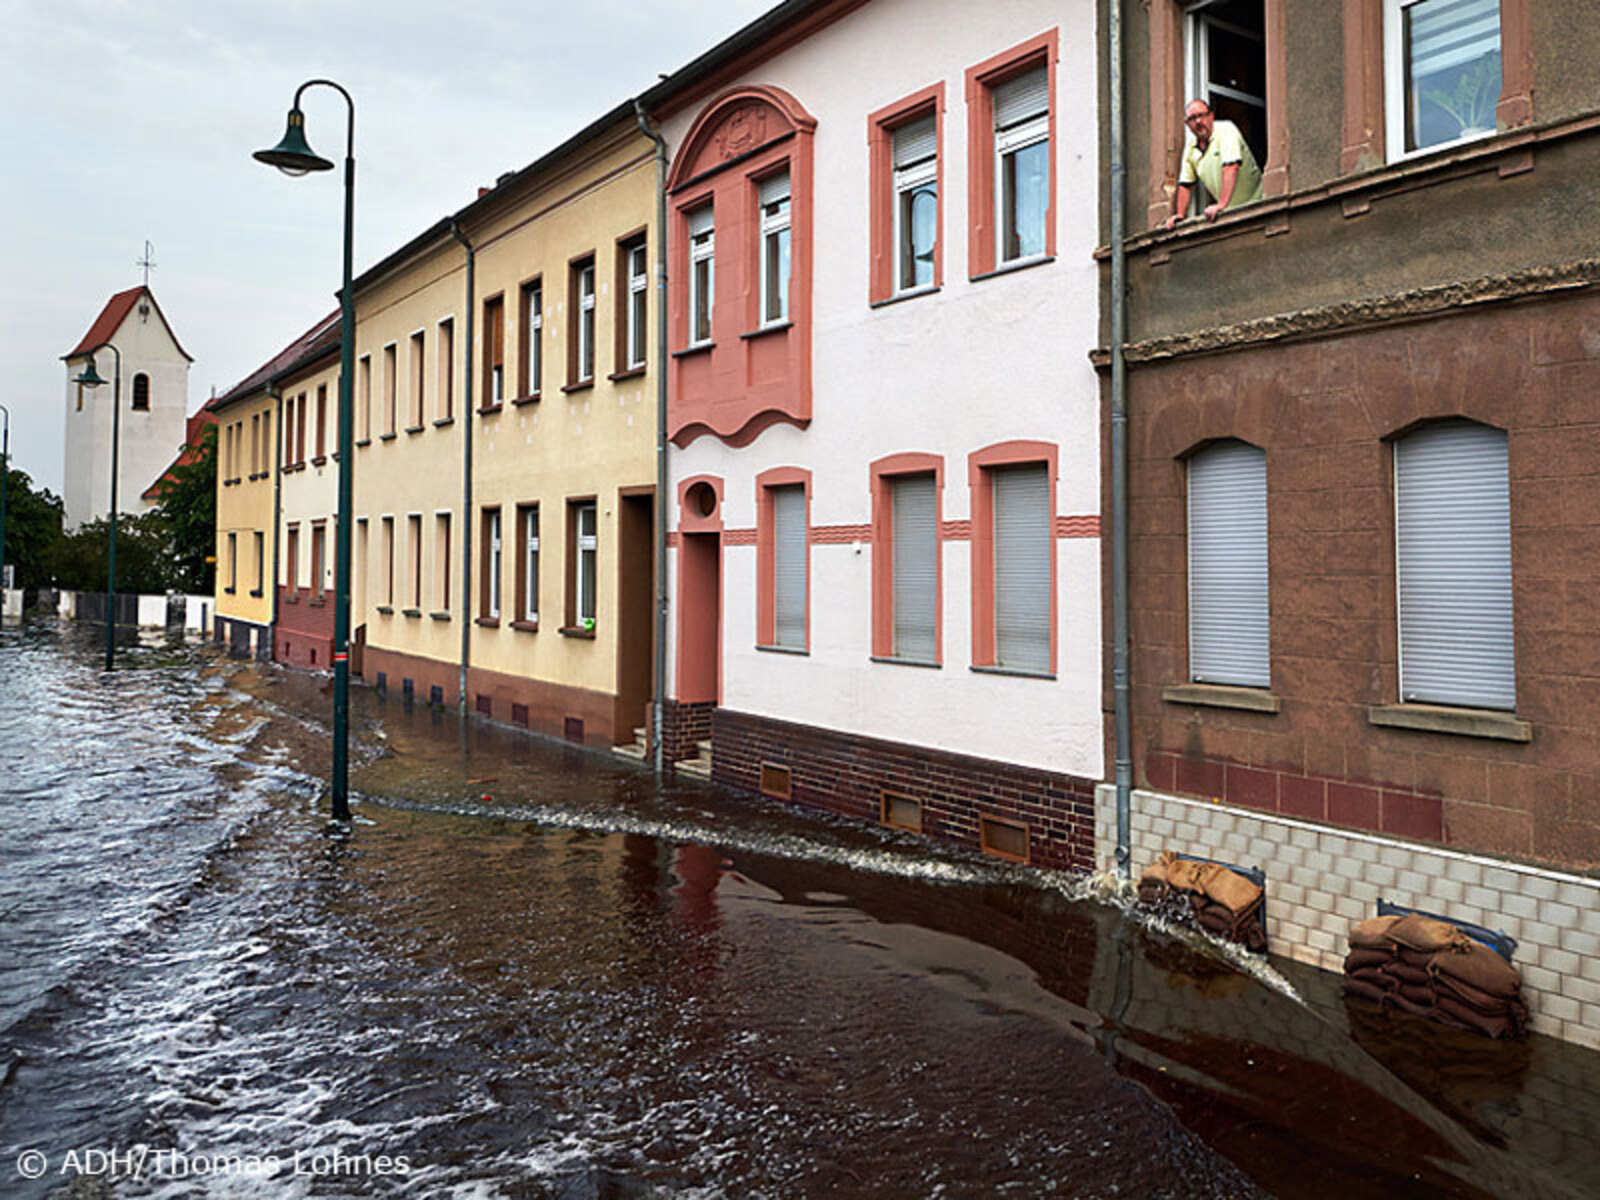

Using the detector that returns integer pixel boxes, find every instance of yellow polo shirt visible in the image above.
[1179,119,1263,210]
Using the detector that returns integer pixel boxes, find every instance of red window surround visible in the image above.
[870,453,944,661]
[968,440,1059,674]
[867,83,945,305]
[666,85,816,448]
[755,466,811,652]
[965,29,1059,279]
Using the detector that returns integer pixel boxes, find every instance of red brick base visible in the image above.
[711,708,1096,871]
[276,587,335,670]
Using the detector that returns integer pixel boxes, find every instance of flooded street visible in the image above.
[3,622,1600,1198]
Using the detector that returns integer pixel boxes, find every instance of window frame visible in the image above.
[311,520,328,601]
[408,329,426,429]
[965,32,1058,279]
[434,511,452,613]
[565,498,599,632]
[480,506,502,621]
[382,344,397,436]
[381,515,395,608]
[755,466,812,654]
[286,522,300,594]
[482,294,505,409]
[685,202,715,348]
[968,442,1058,676]
[1382,0,1503,163]
[756,170,792,327]
[437,317,455,421]
[406,513,423,611]
[1185,439,1271,688]
[315,383,328,460]
[516,503,540,627]
[358,354,372,441]
[131,372,150,411]
[518,278,542,400]
[870,454,944,664]
[869,85,945,304]
[615,232,649,374]
[568,253,597,388]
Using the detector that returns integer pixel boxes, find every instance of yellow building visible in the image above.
[352,103,659,747]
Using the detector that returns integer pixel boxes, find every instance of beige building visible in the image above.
[353,103,659,747]
[211,365,283,657]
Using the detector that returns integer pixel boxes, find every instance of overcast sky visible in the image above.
[0,0,772,495]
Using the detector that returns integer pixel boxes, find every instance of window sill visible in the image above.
[510,394,540,407]
[475,616,500,628]
[511,619,539,633]
[282,594,299,605]
[249,588,263,598]
[607,366,646,383]
[478,403,504,416]
[223,479,239,488]
[560,380,594,395]
[672,341,714,359]
[308,597,326,608]
[374,604,393,615]
[430,611,451,622]
[970,254,1055,284]
[1367,703,1531,743]
[870,284,941,310]
[378,433,397,442]
[404,425,424,436]
[1163,683,1281,714]
[970,663,1055,681]
[559,626,597,639]
[312,455,328,466]
[432,416,455,427]
[870,654,941,669]
[741,320,793,341]
[223,587,236,595]
[355,437,372,448]
[756,643,808,656]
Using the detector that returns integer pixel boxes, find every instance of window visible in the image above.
[409,331,425,428]
[758,478,809,651]
[1187,440,1270,687]
[286,524,300,593]
[132,373,150,411]
[315,384,327,459]
[758,172,791,325]
[1394,420,1514,710]
[483,296,504,407]
[250,414,260,476]
[407,514,423,610]
[893,117,938,293]
[437,318,454,420]
[355,518,368,616]
[296,392,308,464]
[518,504,540,625]
[890,474,939,661]
[358,354,372,440]
[435,513,451,612]
[383,344,397,436]
[570,257,596,386]
[261,411,271,472]
[618,236,648,371]
[481,507,502,620]
[687,204,714,346]
[967,34,1057,277]
[567,500,598,630]
[1385,0,1501,159]
[992,464,1052,671]
[312,522,327,600]
[381,516,395,607]
[227,532,237,592]
[519,280,541,398]
[253,531,264,595]
[1184,1,1267,172]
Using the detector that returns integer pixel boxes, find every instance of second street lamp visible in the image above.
[75,345,122,671]
[255,80,356,823]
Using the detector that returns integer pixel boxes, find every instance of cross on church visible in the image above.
[137,240,156,286]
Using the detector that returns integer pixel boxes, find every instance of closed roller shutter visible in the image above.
[993,67,1048,133]
[773,485,808,649]
[892,474,938,661]
[993,464,1051,672]
[1395,420,1514,710]
[1188,441,1270,687]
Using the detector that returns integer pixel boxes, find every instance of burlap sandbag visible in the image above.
[1344,946,1394,971]
[1162,855,1211,894]
[1348,965,1396,991]
[1348,914,1403,948]
[1434,969,1519,1015]
[1431,940,1522,999]
[1386,914,1471,954]
[1343,975,1391,1004]
[1437,994,1524,1040]
[1384,960,1432,988]
[1201,865,1263,915]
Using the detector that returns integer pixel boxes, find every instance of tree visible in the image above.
[0,463,65,591]
[151,423,216,593]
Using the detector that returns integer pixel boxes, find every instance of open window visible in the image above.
[1184,1,1267,173]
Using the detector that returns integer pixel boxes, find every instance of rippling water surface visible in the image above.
[3,620,1599,1199]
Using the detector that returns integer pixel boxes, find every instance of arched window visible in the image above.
[132,373,151,411]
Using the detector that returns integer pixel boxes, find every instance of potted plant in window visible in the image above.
[1424,51,1501,140]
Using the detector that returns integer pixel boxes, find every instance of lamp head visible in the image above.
[76,358,108,388]
[254,107,334,176]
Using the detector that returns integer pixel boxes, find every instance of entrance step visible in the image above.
[675,755,712,780]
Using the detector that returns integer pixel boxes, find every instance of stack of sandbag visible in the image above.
[1137,851,1267,951]
[1342,913,1529,1040]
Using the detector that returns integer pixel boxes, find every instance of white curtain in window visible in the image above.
[993,464,1051,671]
[773,485,807,649]
[892,474,938,661]
[1188,441,1270,688]
[1395,420,1514,710]
[1408,0,1500,78]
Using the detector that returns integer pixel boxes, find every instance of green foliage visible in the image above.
[1423,51,1501,135]
[151,423,217,594]
[50,512,180,594]
[0,462,65,590]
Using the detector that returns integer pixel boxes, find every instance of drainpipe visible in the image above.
[634,99,669,777]
[1110,0,1134,876]
[449,218,476,715]
[268,383,283,654]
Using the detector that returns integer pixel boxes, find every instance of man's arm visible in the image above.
[1203,162,1239,221]
[1163,181,1193,230]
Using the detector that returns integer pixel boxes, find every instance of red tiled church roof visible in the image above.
[62,285,194,363]
[142,409,219,502]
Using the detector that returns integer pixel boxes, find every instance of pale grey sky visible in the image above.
[0,0,771,495]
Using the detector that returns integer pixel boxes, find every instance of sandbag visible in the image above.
[1344,946,1394,971]
[1386,914,1471,954]
[1348,915,1403,948]
[1343,975,1392,1005]
[1201,866,1263,916]
[1431,941,1523,999]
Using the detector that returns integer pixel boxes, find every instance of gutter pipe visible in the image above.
[634,100,670,778]
[449,219,476,714]
[1110,0,1134,876]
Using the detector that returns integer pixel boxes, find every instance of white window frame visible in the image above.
[892,116,938,295]
[487,508,502,620]
[627,242,648,369]
[992,69,1050,266]
[576,502,598,626]
[758,172,791,327]
[687,205,714,347]
[523,506,540,624]
[528,283,543,395]
[578,262,596,383]
[1383,0,1502,163]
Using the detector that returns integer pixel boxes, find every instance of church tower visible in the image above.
[61,286,192,531]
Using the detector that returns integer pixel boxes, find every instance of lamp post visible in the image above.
[0,403,10,595]
[255,80,356,823]
[75,345,122,670]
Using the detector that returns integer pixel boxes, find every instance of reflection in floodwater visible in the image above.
[1,620,1599,1199]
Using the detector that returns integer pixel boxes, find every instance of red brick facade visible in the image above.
[275,586,335,670]
[711,708,1096,872]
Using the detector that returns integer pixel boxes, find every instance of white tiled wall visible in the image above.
[1096,785,1600,1050]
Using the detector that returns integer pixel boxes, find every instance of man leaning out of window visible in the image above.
[1163,99,1262,229]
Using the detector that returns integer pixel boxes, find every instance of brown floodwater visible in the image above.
[2,620,1598,1198]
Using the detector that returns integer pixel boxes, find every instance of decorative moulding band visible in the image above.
[685,517,1100,546]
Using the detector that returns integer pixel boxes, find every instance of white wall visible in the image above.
[664,0,1104,779]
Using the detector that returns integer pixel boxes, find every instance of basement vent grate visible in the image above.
[880,791,922,833]
[476,694,492,717]
[980,815,1030,864]
[759,762,793,800]
[512,703,529,727]
[564,717,584,743]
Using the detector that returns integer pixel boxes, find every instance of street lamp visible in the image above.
[75,345,122,671]
[255,80,356,823]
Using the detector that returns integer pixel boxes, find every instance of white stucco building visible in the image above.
[648,0,1103,871]
[61,286,192,530]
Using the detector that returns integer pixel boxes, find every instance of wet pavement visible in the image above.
[2,619,1599,1198]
